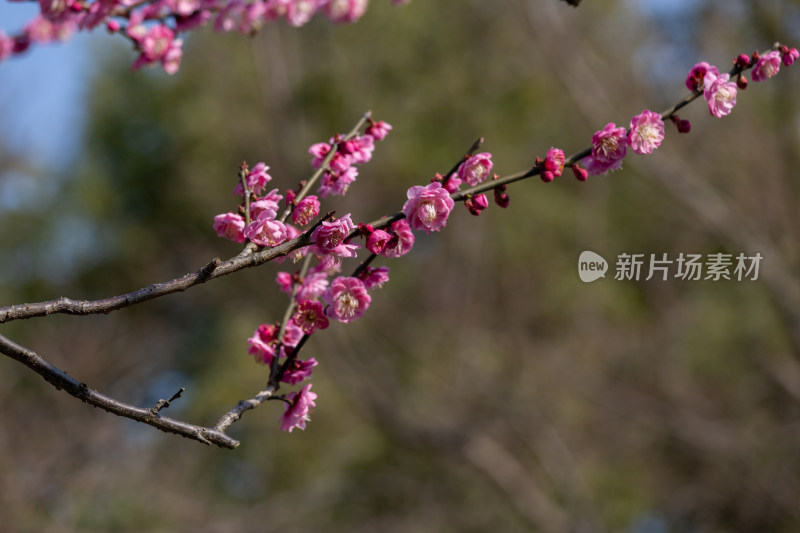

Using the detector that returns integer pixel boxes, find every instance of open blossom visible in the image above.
[318,166,358,197]
[365,120,392,140]
[323,276,371,323]
[685,61,719,92]
[292,195,321,226]
[311,214,358,257]
[213,213,246,242]
[627,110,665,154]
[276,271,294,294]
[592,123,627,164]
[382,219,415,258]
[293,299,329,334]
[752,50,781,81]
[280,384,317,432]
[581,155,623,177]
[287,0,320,27]
[244,209,288,247]
[402,182,455,233]
[282,358,318,385]
[297,270,330,300]
[234,162,272,196]
[359,266,390,290]
[250,192,282,220]
[703,72,737,118]
[457,152,493,187]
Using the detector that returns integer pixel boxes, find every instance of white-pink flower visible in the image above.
[752,50,781,82]
[310,214,358,256]
[627,110,665,155]
[703,72,737,118]
[244,209,288,247]
[280,383,317,432]
[402,182,455,233]
[286,0,320,27]
[213,212,246,243]
[591,122,627,164]
[233,162,272,196]
[457,152,493,187]
[323,276,371,323]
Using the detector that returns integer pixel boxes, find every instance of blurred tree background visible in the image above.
[2,0,800,531]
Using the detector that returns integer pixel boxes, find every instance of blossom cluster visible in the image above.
[567,45,798,178]
[207,43,796,434]
[0,0,411,73]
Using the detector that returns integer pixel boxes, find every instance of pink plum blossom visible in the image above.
[250,193,282,220]
[323,276,371,323]
[382,219,415,258]
[276,271,294,294]
[540,147,565,182]
[248,323,278,365]
[310,214,358,257]
[685,61,719,92]
[366,229,391,255]
[293,300,329,334]
[309,142,331,168]
[297,271,330,300]
[318,167,358,197]
[582,155,623,177]
[286,0,320,26]
[213,212,246,242]
[365,120,392,140]
[465,193,489,216]
[443,173,462,193]
[627,110,665,154]
[244,209,288,247]
[457,152,493,187]
[279,383,317,432]
[282,321,304,348]
[281,358,318,385]
[782,47,799,66]
[291,195,320,226]
[751,50,781,81]
[360,266,390,290]
[402,182,455,233]
[703,72,737,118]
[591,123,627,164]
[233,162,272,196]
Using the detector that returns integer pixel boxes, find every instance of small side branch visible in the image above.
[0,333,240,449]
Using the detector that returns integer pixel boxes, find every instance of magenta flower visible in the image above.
[383,219,415,258]
[457,152,493,187]
[365,120,392,141]
[572,164,588,182]
[582,155,623,177]
[752,50,781,81]
[360,266,390,290]
[366,229,392,255]
[323,276,371,323]
[141,25,174,60]
[309,142,331,168]
[276,271,294,294]
[443,173,462,193]
[281,358,318,385]
[293,299,329,334]
[297,271,330,300]
[248,324,278,365]
[349,135,375,164]
[318,167,358,197]
[703,73,737,118]
[244,210,288,247]
[465,193,489,216]
[279,384,317,432]
[212,212,245,243]
[627,109,665,155]
[250,195,282,220]
[234,162,272,196]
[402,182,455,233]
[544,147,565,177]
[782,47,799,66]
[310,213,358,257]
[592,123,627,164]
[685,61,719,92]
[292,195,321,226]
